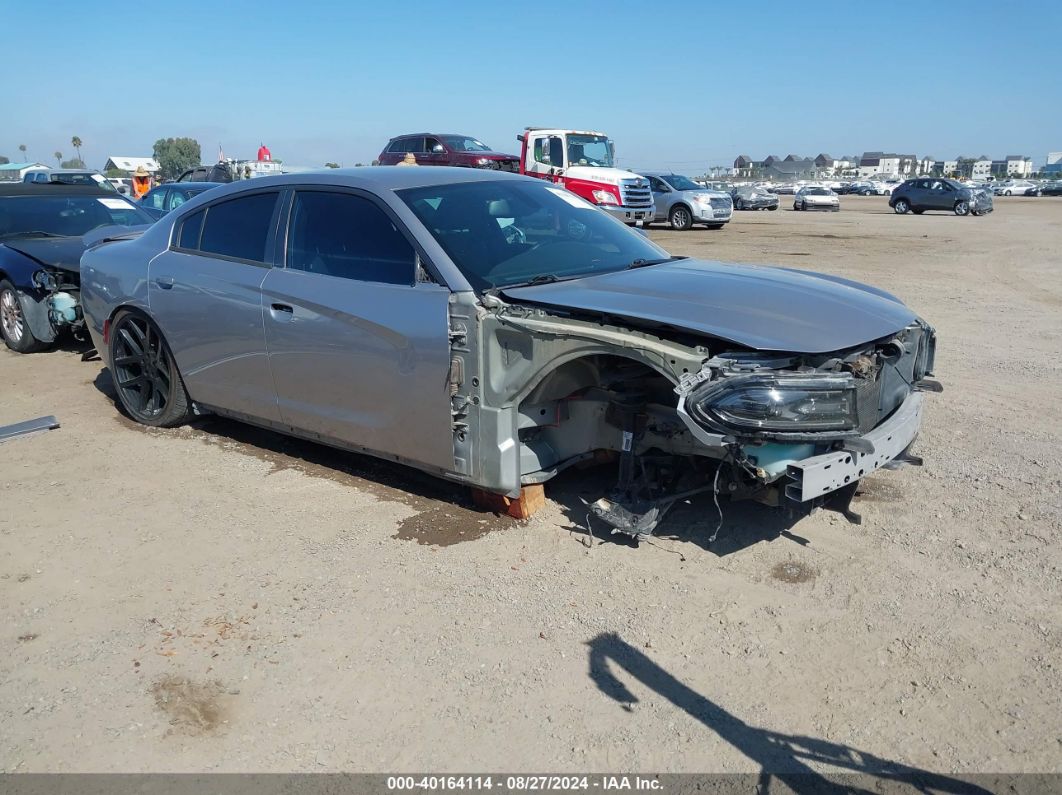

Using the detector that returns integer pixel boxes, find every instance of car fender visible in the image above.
[0,247,57,342]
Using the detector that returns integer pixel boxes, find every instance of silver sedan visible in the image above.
[80,168,937,536]
[794,186,841,211]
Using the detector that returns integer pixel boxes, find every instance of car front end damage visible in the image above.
[476,295,939,540]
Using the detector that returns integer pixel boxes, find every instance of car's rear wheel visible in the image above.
[0,279,46,353]
[954,200,970,216]
[109,310,192,427]
[893,198,910,214]
[668,205,693,231]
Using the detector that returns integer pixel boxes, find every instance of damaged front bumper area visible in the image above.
[672,322,939,512]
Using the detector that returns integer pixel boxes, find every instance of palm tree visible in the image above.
[19,144,27,161]
[54,151,62,165]
[71,136,83,164]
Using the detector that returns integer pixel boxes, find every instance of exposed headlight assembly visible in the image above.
[687,373,859,433]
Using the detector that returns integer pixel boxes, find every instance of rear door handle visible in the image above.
[270,303,294,321]
[155,276,174,290]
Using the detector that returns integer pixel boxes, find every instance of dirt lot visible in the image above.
[1,196,1059,776]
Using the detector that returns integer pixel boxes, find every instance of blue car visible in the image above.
[139,182,222,221]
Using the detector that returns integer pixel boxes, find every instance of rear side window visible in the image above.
[178,209,204,249]
[286,191,415,285]
[197,192,278,263]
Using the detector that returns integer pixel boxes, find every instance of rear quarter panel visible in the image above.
[80,235,157,360]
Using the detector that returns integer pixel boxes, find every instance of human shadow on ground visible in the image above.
[587,633,990,794]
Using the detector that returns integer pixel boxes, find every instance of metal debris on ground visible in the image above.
[0,415,60,443]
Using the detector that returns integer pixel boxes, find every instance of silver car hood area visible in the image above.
[501,258,918,353]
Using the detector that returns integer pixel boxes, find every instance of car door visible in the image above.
[647,177,671,221]
[148,190,282,422]
[422,137,449,166]
[926,180,950,210]
[260,188,455,471]
[141,187,168,220]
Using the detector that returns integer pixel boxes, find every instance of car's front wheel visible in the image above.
[893,198,910,214]
[668,205,693,231]
[0,279,46,353]
[954,200,970,216]
[109,310,192,427]
[1004,190,1012,196]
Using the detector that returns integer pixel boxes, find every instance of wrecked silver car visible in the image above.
[80,168,938,538]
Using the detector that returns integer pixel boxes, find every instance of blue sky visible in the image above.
[3,0,1060,172]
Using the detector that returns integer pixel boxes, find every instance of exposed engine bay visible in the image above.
[32,267,85,340]
[495,303,940,540]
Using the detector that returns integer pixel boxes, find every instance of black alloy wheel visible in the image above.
[110,311,191,427]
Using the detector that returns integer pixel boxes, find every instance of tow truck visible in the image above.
[517,128,654,223]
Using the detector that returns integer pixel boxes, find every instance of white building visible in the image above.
[942,159,958,176]
[1004,155,1033,177]
[972,157,992,179]
[858,151,917,178]
[104,156,160,174]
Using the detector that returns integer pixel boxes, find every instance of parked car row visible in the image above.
[1,167,940,538]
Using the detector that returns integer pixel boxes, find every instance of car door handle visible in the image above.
[269,303,294,321]
[155,276,174,289]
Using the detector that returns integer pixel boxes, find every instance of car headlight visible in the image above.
[591,189,620,205]
[476,158,499,169]
[687,373,859,433]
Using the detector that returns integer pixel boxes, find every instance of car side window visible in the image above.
[169,191,189,210]
[405,137,425,154]
[286,191,415,286]
[146,188,168,210]
[649,177,667,192]
[387,140,404,154]
[425,137,443,153]
[178,209,205,249]
[189,192,278,264]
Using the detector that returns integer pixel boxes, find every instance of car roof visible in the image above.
[388,133,475,140]
[160,181,222,190]
[0,183,119,197]
[194,166,529,196]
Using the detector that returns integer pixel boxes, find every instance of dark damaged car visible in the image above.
[0,184,153,353]
[79,168,939,539]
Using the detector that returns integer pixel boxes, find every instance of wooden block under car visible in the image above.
[471,484,546,520]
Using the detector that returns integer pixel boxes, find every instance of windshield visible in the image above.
[399,180,669,292]
[663,174,702,191]
[441,136,492,152]
[566,135,614,168]
[41,172,118,192]
[0,194,153,239]
[804,187,830,195]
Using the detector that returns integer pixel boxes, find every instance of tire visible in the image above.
[767,205,777,211]
[893,198,910,214]
[954,200,970,216]
[0,279,46,353]
[668,205,693,231]
[736,199,746,210]
[109,310,192,428]
[1004,190,1012,196]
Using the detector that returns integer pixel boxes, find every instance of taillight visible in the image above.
[102,318,110,345]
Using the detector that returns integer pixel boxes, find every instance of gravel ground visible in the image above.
[1,195,1059,776]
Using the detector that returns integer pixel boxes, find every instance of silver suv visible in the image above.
[639,172,732,230]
